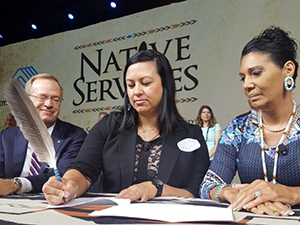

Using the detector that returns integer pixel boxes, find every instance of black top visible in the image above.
[68,111,209,197]
[133,135,162,183]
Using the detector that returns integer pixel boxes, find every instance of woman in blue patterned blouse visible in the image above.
[200,26,300,216]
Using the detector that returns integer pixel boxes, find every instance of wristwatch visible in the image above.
[12,177,22,194]
[151,178,164,197]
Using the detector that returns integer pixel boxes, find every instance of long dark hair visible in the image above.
[118,50,184,137]
[241,26,299,84]
[195,105,217,128]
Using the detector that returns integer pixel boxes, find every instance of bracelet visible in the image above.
[214,183,228,201]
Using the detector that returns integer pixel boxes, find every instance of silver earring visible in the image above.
[284,76,295,91]
[127,103,132,111]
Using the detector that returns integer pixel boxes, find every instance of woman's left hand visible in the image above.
[230,179,297,212]
[116,181,157,202]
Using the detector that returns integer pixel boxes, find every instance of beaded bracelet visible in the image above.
[214,183,228,201]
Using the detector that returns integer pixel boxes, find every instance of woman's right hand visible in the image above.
[42,176,78,205]
[218,186,239,203]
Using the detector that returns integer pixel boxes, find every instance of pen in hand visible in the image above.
[53,168,67,203]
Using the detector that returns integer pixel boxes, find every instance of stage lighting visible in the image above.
[110,2,117,8]
[0,34,3,39]
[68,14,74,20]
[31,24,37,30]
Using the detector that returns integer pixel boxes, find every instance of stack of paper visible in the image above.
[89,203,233,223]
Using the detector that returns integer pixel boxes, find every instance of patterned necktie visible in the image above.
[28,152,41,176]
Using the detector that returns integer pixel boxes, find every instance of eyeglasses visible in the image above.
[28,94,63,104]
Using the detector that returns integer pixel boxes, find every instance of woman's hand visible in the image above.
[116,181,157,202]
[42,176,78,205]
[249,201,294,216]
[230,180,299,213]
[210,185,239,203]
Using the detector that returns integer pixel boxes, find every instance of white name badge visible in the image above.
[177,138,200,152]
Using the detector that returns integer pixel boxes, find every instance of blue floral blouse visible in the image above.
[200,107,300,199]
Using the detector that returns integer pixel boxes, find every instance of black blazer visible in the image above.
[0,119,87,192]
[69,112,209,197]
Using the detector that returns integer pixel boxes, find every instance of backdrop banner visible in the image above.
[1,0,300,132]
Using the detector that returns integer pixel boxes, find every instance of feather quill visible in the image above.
[4,79,62,180]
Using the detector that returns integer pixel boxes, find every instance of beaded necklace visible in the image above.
[258,100,297,183]
[262,123,286,133]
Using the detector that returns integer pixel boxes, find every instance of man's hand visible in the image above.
[0,178,18,196]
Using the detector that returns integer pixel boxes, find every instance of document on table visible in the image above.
[47,196,130,208]
[89,203,234,223]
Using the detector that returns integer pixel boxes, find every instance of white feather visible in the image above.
[4,79,57,169]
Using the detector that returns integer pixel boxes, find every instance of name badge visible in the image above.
[177,138,200,152]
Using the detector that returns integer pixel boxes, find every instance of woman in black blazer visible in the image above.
[43,50,210,205]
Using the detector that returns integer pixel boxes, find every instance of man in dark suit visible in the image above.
[0,74,87,196]
[5,113,17,128]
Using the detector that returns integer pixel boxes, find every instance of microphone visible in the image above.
[278,144,287,156]
[143,142,151,151]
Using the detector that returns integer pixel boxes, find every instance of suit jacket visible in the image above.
[69,112,210,197]
[0,119,87,192]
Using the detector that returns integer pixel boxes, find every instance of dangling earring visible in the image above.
[284,76,295,91]
[127,103,132,111]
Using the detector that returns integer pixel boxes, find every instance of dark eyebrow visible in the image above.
[126,75,153,82]
[240,66,264,75]
[248,65,264,71]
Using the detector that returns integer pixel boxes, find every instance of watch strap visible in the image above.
[151,178,163,197]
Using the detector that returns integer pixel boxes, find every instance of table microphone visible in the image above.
[143,142,151,151]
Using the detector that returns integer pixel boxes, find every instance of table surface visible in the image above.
[1,193,300,225]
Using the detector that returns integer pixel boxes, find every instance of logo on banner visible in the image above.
[0,66,38,107]
[12,66,38,87]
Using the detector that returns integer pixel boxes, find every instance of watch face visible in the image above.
[156,179,163,185]
[153,178,163,186]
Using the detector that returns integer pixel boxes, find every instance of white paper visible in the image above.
[89,203,233,223]
[47,197,130,209]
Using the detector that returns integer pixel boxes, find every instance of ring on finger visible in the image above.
[286,204,292,210]
[253,190,261,198]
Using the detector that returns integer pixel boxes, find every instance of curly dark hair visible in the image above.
[241,26,299,83]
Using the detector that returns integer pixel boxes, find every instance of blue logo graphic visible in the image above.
[12,66,38,87]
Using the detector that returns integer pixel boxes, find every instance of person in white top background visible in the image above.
[195,105,222,160]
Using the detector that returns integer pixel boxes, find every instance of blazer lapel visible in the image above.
[12,130,28,177]
[158,128,183,182]
[118,128,137,189]
[51,120,64,157]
